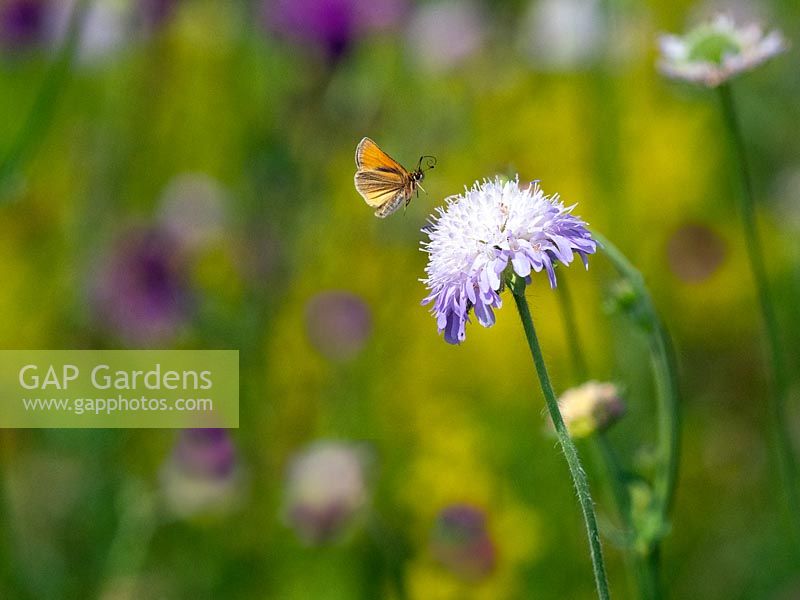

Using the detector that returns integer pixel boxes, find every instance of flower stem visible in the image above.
[593,231,681,521]
[0,0,87,201]
[558,270,665,600]
[512,289,611,600]
[717,83,800,543]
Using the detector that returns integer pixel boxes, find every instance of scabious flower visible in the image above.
[263,0,407,63]
[554,381,625,439]
[305,291,372,362]
[90,226,190,345]
[431,504,496,580]
[0,0,48,52]
[657,15,787,87]
[158,172,229,253]
[405,0,485,74]
[421,177,596,344]
[283,441,372,545]
[520,0,604,71]
[160,429,245,519]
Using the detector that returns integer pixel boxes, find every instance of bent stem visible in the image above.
[557,271,668,600]
[512,287,611,600]
[593,231,681,521]
[593,231,681,600]
[717,83,800,544]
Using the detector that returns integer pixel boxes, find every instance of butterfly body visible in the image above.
[354,137,435,218]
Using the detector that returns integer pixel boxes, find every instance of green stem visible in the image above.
[593,231,681,520]
[512,289,611,600]
[717,83,800,542]
[101,478,157,592]
[558,273,662,600]
[0,0,88,200]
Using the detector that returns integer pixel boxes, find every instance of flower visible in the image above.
[405,0,485,74]
[90,225,191,345]
[431,504,496,580]
[0,0,48,52]
[421,177,596,344]
[263,0,407,63]
[283,441,372,544]
[159,428,245,519]
[554,381,625,438]
[657,15,787,87]
[520,0,604,71]
[158,172,229,253]
[305,291,372,361]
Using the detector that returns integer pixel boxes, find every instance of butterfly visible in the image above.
[354,137,436,218]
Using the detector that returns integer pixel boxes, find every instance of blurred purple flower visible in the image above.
[305,291,372,361]
[91,226,190,345]
[431,504,496,580]
[172,428,237,478]
[422,177,596,344]
[158,172,228,253]
[138,0,180,32]
[0,0,47,51]
[283,441,372,544]
[264,0,407,62]
[160,428,245,518]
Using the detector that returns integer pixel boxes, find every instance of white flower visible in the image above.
[658,14,787,87]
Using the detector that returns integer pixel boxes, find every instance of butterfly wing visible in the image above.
[354,169,411,217]
[354,137,413,218]
[355,137,406,172]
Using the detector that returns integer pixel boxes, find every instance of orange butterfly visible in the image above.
[354,137,436,218]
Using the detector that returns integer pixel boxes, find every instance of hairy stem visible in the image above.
[513,289,611,600]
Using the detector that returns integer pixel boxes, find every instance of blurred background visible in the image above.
[0,0,799,598]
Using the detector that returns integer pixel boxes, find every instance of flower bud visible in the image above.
[160,429,244,519]
[555,381,626,438]
[283,441,372,544]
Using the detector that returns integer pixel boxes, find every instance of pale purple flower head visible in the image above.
[283,440,372,545]
[431,504,496,580]
[172,428,238,479]
[305,291,372,362]
[90,226,190,345]
[160,428,245,518]
[422,177,596,344]
[657,15,787,87]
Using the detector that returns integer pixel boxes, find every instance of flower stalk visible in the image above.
[512,282,611,600]
[558,233,681,599]
[594,231,681,521]
[717,83,800,543]
[0,0,88,200]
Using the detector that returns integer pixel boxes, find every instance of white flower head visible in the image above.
[658,14,787,87]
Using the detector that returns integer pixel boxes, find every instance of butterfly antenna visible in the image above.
[418,155,437,171]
